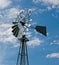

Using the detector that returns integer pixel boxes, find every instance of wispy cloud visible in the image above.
[33,0,59,5]
[27,37,42,47]
[0,23,18,46]
[50,40,59,45]
[33,0,59,9]
[0,7,20,23]
[6,8,20,19]
[0,0,12,9]
[46,53,59,58]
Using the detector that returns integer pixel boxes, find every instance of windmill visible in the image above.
[12,9,47,65]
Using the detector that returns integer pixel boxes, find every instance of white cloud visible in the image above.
[50,40,59,45]
[44,0,59,6]
[46,53,59,58]
[33,0,41,3]
[33,0,59,9]
[0,0,12,9]
[0,23,18,46]
[0,8,20,23]
[6,8,20,18]
[27,37,42,47]
[33,0,59,5]
[47,6,52,10]
[32,7,46,14]
[38,8,46,13]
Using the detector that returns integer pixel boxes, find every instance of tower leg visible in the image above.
[16,35,29,65]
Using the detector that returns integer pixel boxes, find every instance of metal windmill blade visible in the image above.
[12,23,19,37]
[35,26,47,36]
[12,22,18,24]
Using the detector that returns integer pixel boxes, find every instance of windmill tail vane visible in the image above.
[35,26,47,36]
[11,9,47,65]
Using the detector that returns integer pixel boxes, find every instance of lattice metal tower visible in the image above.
[12,9,47,65]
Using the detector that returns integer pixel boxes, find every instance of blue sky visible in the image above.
[0,0,59,65]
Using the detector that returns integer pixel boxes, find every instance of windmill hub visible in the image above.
[20,21,25,26]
